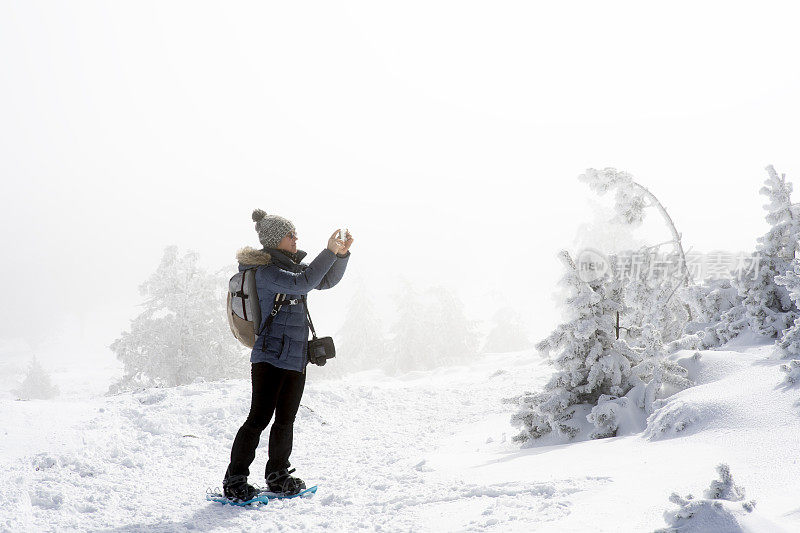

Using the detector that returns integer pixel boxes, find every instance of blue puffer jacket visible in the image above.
[236,246,350,372]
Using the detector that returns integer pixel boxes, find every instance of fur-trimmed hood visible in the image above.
[236,246,272,266]
[236,246,309,269]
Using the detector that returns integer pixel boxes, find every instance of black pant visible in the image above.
[226,362,306,482]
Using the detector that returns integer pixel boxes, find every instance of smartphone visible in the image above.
[339,228,346,240]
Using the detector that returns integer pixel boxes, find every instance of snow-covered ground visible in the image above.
[1,342,799,532]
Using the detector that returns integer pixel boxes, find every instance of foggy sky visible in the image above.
[2,1,800,359]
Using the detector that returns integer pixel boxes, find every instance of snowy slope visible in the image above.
[1,342,799,532]
[427,340,800,532]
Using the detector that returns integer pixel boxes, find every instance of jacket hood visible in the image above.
[236,246,309,268]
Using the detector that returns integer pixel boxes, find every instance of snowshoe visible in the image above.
[265,468,306,496]
[222,474,261,503]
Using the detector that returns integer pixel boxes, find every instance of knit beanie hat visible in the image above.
[252,209,296,248]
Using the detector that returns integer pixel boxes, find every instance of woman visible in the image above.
[223,208,352,501]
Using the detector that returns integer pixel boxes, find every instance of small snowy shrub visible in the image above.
[679,279,739,328]
[711,305,750,347]
[109,246,248,392]
[643,399,702,440]
[669,279,744,351]
[14,357,59,400]
[655,464,755,533]
[587,395,632,439]
[779,360,800,385]
[631,324,693,415]
[511,251,641,442]
[703,464,748,502]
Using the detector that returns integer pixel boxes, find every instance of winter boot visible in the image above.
[223,474,260,503]
[265,468,306,496]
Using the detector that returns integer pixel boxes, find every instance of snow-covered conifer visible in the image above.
[735,256,796,338]
[482,306,531,354]
[14,357,59,400]
[386,281,477,373]
[620,248,690,346]
[387,279,437,373]
[673,166,800,350]
[733,165,800,339]
[758,165,800,259]
[329,277,386,375]
[426,286,479,366]
[109,246,247,392]
[588,324,692,438]
[579,168,691,286]
[774,256,800,356]
[579,169,693,344]
[511,251,640,442]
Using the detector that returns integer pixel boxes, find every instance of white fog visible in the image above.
[2,2,800,531]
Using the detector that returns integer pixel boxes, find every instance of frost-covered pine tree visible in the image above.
[770,167,800,354]
[775,260,800,356]
[330,277,386,375]
[733,165,799,339]
[758,165,800,259]
[735,256,796,338]
[482,306,531,354]
[579,168,693,343]
[109,246,248,392]
[511,251,640,442]
[672,166,800,350]
[579,168,692,286]
[618,248,691,346]
[588,324,693,438]
[14,357,59,400]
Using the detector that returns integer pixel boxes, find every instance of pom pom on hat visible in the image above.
[252,209,267,222]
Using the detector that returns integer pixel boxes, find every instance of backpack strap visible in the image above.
[238,271,249,321]
[259,293,286,352]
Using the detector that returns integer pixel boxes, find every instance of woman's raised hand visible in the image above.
[327,229,346,255]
